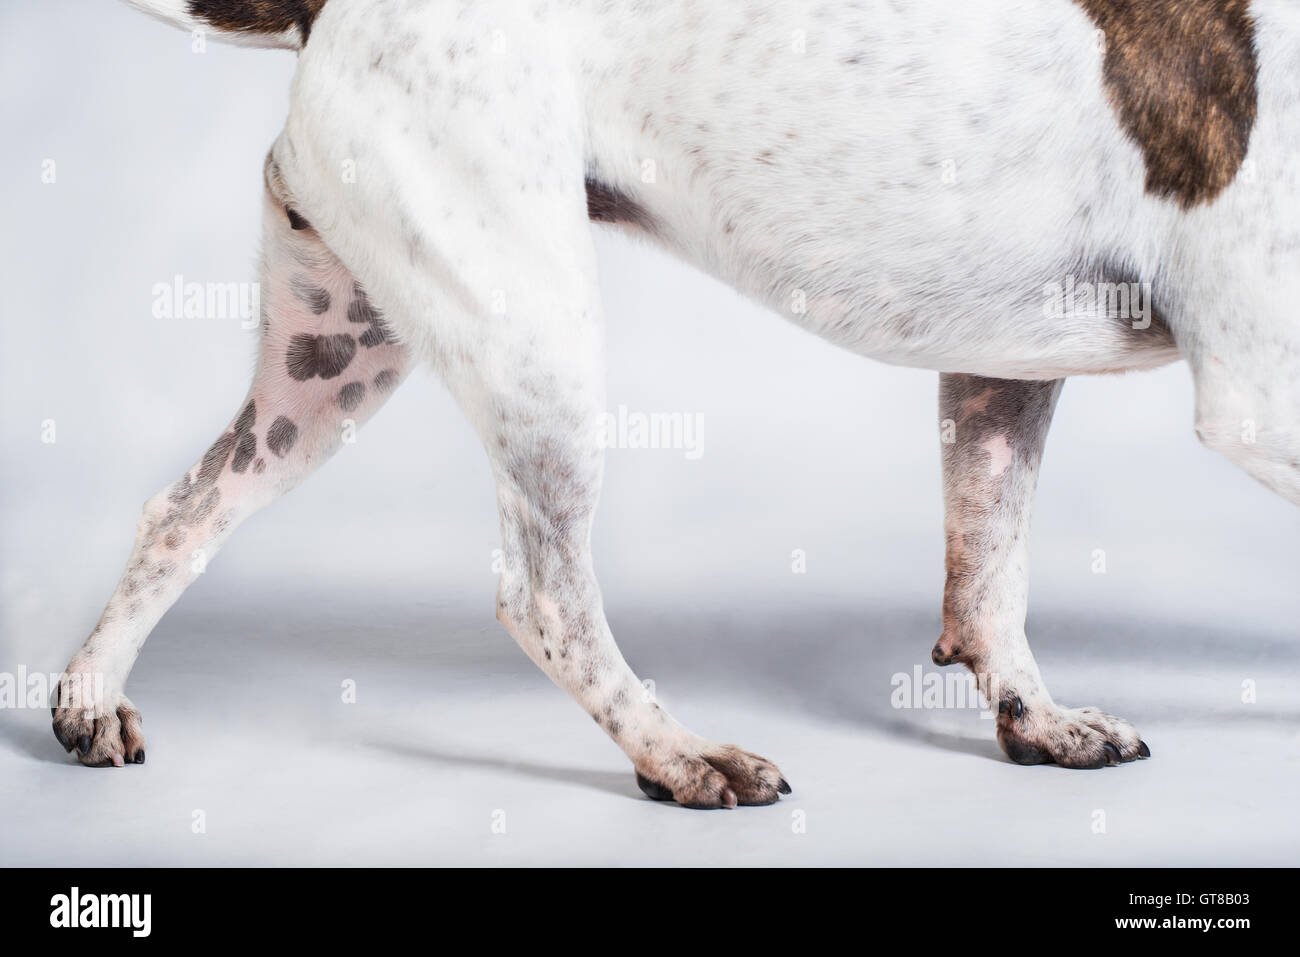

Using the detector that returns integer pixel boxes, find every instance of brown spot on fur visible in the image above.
[358,322,391,348]
[286,333,357,381]
[232,431,257,473]
[197,433,235,490]
[194,487,221,521]
[188,0,329,43]
[1076,0,1257,208]
[346,285,378,325]
[266,416,300,458]
[168,473,196,506]
[233,399,256,434]
[291,276,331,315]
[338,381,366,412]
[585,178,656,232]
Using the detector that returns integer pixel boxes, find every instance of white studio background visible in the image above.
[1,2,1297,865]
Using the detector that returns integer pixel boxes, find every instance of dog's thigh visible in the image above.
[53,173,412,767]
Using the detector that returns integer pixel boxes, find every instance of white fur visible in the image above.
[56,0,1299,794]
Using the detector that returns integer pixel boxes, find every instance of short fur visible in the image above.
[1077,0,1259,207]
[55,0,1299,804]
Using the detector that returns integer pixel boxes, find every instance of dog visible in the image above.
[52,0,1298,808]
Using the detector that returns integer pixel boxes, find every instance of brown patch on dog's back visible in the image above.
[1076,0,1257,208]
[188,0,329,43]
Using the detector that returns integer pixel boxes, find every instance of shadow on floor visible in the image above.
[369,741,639,798]
[5,590,1295,781]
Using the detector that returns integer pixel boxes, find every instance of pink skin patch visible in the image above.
[532,593,563,633]
[980,434,1014,477]
[961,388,996,417]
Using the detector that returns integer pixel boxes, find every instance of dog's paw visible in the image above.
[996,698,1150,769]
[635,743,791,809]
[52,678,146,768]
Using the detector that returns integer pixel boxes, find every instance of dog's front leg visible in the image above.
[931,374,1150,768]
[51,179,411,766]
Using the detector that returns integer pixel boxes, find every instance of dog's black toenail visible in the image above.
[1138,740,1151,758]
[778,778,792,795]
[77,735,91,756]
[1102,742,1121,765]
[133,751,146,765]
[999,696,1024,718]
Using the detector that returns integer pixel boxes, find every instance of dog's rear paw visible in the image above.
[51,680,147,768]
[996,699,1150,769]
[635,743,791,809]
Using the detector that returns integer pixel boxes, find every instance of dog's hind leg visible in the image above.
[52,167,411,766]
[930,374,1150,768]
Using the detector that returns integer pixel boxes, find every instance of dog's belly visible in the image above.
[580,0,1183,379]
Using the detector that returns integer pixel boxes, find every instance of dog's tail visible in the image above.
[123,1,327,50]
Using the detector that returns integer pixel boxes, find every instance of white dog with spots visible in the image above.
[54,0,1299,807]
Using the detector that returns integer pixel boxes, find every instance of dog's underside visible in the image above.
[54,0,1299,806]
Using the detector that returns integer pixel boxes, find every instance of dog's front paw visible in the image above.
[51,674,146,768]
[996,698,1150,769]
[635,743,791,809]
